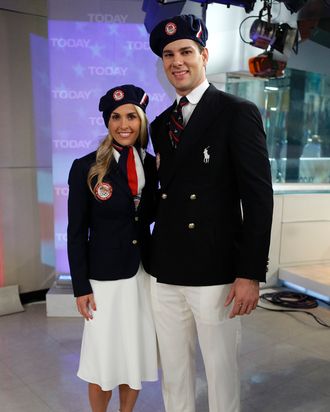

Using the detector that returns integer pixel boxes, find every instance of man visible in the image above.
[148,14,273,412]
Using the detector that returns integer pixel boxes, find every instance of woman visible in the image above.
[67,84,158,412]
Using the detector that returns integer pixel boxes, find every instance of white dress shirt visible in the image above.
[175,79,210,126]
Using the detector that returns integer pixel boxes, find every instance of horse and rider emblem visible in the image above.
[203,146,210,164]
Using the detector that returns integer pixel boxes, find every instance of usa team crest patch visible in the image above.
[165,22,177,36]
[95,182,113,201]
[113,89,124,101]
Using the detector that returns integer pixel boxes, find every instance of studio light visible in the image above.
[249,51,286,78]
[249,19,298,58]
[276,23,298,54]
[249,19,278,49]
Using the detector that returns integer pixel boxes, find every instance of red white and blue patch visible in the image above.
[113,89,124,101]
[165,22,177,36]
[94,182,113,201]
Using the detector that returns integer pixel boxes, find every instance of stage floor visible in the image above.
[1,298,330,412]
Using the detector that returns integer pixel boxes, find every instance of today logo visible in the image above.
[87,14,128,23]
[89,117,105,126]
[126,41,150,51]
[88,66,128,76]
[54,187,69,197]
[50,38,91,48]
[53,140,93,149]
[55,233,67,242]
[52,90,93,100]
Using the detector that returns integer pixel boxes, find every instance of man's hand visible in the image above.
[224,278,259,319]
[76,293,96,320]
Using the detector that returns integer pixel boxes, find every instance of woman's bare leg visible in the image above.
[118,384,139,412]
[88,383,112,412]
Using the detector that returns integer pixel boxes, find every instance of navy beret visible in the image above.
[150,14,208,57]
[99,84,149,127]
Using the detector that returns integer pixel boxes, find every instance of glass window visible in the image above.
[226,68,330,184]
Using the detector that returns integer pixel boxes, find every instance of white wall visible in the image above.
[0,0,54,293]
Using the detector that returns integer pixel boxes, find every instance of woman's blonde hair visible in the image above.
[87,105,148,197]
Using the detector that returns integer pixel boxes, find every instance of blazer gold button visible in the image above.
[188,223,195,229]
[161,193,167,199]
[190,194,197,200]
[132,239,138,245]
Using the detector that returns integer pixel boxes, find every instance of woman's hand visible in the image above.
[76,293,96,320]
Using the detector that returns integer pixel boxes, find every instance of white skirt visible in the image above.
[77,266,158,390]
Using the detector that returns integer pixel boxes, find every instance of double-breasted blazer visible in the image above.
[67,150,157,297]
[150,84,274,286]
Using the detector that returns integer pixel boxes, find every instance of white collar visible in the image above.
[176,79,210,105]
[113,146,146,164]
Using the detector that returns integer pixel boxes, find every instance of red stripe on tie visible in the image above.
[127,146,138,196]
[168,96,188,148]
[169,130,179,143]
[171,114,184,130]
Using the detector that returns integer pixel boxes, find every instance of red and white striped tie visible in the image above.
[168,96,189,148]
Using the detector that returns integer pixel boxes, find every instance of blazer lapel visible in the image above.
[157,102,176,155]
[108,159,132,198]
[153,103,176,185]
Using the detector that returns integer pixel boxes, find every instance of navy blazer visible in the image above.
[150,84,274,286]
[67,150,157,297]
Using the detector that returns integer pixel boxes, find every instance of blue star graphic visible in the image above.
[137,25,148,38]
[89,43,105,57]
[123,43,134,58]
[107,25,119,36]
[55,83,67,93]
[73,63,85,77]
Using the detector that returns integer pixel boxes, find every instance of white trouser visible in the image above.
[150,277,241,412]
